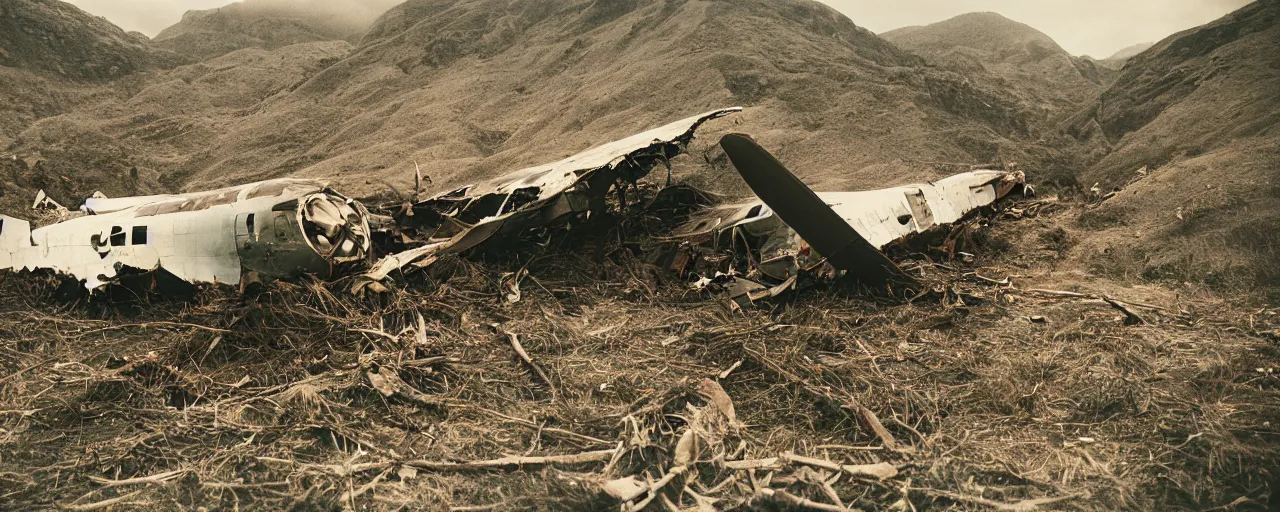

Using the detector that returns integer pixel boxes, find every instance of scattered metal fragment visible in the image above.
[31,189,67,212]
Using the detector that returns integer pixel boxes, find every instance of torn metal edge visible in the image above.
[357,107,742,287]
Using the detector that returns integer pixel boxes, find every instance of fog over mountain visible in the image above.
[64,0,1252,58]
[64,0,403,37]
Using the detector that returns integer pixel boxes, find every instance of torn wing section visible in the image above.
[358,107,742,286]
[0,179,372,292]
[669,168,1027,304]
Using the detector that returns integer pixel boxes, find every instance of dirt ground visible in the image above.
[0,194,1277,511]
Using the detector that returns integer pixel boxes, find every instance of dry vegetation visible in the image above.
[1,194,1276,511]
[0,1,1277,510]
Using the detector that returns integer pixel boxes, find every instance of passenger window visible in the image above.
[109,226,126,246]
[132,226,148,245]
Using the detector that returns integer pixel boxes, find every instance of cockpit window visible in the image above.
[132,226,148,245]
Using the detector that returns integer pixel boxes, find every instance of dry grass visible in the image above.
[0,200,1277,511]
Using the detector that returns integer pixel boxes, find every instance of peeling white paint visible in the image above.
[0,179,372,291]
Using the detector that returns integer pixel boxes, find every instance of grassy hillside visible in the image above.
[9,0,1086,213]
[1063,0,1280,296]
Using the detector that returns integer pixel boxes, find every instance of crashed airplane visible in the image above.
[0,179,372,291]
[0,108,740,294]
[0,107,1027,303]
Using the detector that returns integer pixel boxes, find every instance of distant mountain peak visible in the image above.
[880,11,1106,106]
[153,0,402,60]
[881,11,1065,56]
[1105,42,1155,61]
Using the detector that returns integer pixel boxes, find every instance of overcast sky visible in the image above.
[822,0,1254,57]
[66,0,1253,58]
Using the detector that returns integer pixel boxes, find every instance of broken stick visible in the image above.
[86,468,188,487]
[754,488,848,512]
[784,451,898,479]
[492,325,558,397]
[1103,297,1147,325]
[405,448,618,471]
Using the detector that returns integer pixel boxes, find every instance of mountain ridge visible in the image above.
[153,0,402,60]
[0,0,183,80]
[7,0,1073,211]
[881,11,1112,115]
[1066,0,1280,291]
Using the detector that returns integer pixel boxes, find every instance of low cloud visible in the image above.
[66,0,403,37]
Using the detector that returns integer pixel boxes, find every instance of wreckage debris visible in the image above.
[0,179,371,291]
[669,134,1028,305]
[1,107,1030,310]
[355,107,742,289]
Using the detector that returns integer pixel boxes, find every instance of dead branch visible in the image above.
[1023,288,1166,312]
[744,345,905,451]
[965,273,1012,286]
[472,406,612,446]
[404,448,618,472]
[754,487,849,512]
[783,452,898,479]
[70,322,231,338]
[200,481,290,489]
[492,325,558,397]
[449,504,506,512]
[57,490,145,511]
[915,488,1085,511]
[1103,297,1147,325]
[625,466,688,512]
[86,469,187,487]
[341,468,391,502]
[724,457,780,470]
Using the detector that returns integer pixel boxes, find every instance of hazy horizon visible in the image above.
[63,0,1254,58]
[822,0,1254,58]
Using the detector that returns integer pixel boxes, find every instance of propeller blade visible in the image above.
[718,133,915,286]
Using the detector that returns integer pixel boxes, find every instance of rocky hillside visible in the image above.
[0,0,180,80]
[26,0,1081,208]
[1,40,353,210]
[882,13,1111,109]
[154,0,401,60]
[0,0,187,195]
[1066,0,1280,292]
